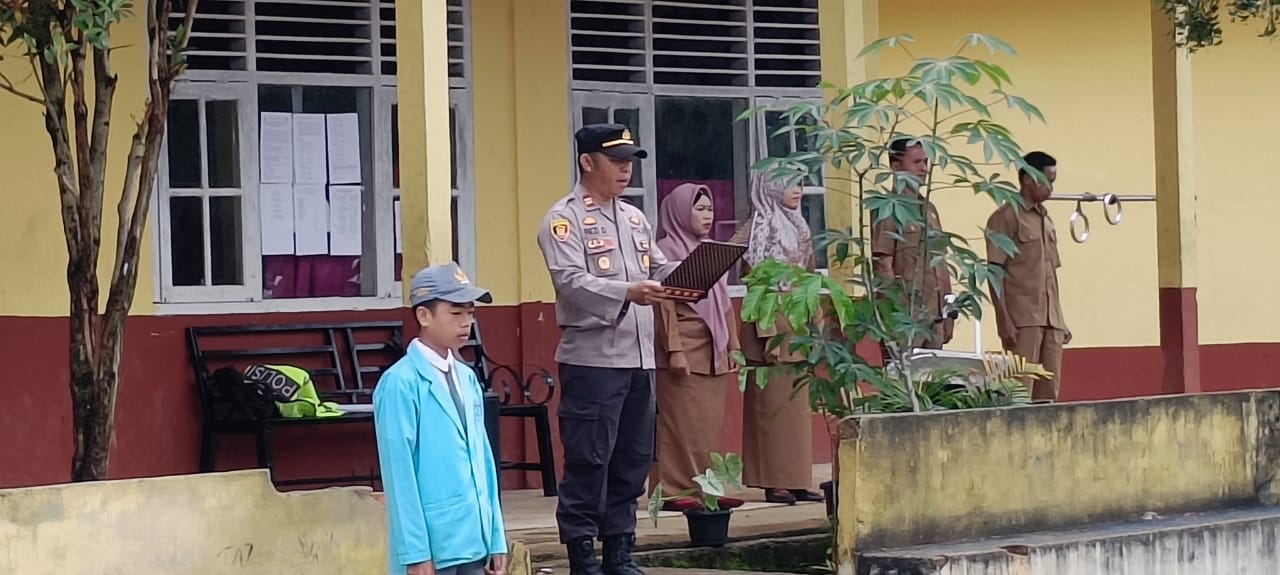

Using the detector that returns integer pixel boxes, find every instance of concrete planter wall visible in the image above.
[832,390,1280,574]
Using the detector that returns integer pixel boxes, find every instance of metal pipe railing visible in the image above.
[1045,193,1156,243]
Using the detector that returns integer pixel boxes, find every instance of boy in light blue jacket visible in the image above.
[375,263,508,575]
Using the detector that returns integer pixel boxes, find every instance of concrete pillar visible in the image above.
[1149,7,1201,394]
[396,0,454,289]
[512,0,571,303]
[818,0,880,283]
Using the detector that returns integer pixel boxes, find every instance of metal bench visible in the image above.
[188,321,404,488]
[189,320,559,495]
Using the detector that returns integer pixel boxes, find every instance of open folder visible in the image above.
[661,240,748,302]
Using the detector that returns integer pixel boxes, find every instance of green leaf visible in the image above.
[957,33,1017,57]
[985,229,1019,260]
[857,34,916,59]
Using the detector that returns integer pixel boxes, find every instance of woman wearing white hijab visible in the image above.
[737,172,824,505]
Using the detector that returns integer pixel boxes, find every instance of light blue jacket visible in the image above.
[373,346,507,575]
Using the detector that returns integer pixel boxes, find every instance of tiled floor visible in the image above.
[502,464,832,560]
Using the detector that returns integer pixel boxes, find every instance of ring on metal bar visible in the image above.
[1070,201,1090,244]
[1103,193,1123,225]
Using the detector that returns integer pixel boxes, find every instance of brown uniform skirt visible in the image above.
[739,318,813,490]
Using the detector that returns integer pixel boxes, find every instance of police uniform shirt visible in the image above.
[537,184,679,370]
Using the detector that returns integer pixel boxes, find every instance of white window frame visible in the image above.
[569,91,657,222]
[566,0,828,295]
[157,81,261,304]
[154,0,475,314]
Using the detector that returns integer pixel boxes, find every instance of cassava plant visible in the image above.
[0,0,198,481]
[735,33,1052,419]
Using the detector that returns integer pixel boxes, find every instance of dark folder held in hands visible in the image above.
[661,240,748,302]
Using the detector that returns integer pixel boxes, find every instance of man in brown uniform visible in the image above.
[985,151,1071,401]
[871,138,954,353]
[537,124,679,575]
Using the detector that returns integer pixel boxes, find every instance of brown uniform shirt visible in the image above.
[870,196,949,321]
[985,202,1066,329]
[536,184,679,369]
[655,302,741,376]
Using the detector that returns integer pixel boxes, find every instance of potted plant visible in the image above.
[647,452,744,548]
[733,31,1052,534]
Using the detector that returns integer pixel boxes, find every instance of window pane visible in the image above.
[167,100,201,188]
[259,85,293,113]
[450,106,458,190]
[801,194,827,269]
[613,108,643,187]
[209,196,244,286]
[764,111,792,158]
[169,196,205,286]
[206,101,241,188]
[582,106,608,126]
[451,195,460,264]
[621,195,644,214]
[655,97,747,242]
[259,85,374,300]
[392,104,400,189]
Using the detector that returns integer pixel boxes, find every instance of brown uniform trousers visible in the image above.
[985,202,1068,401]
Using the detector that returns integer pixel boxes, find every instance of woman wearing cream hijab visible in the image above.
[737,172,824,505]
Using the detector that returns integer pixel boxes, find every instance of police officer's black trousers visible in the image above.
[555,364,655,543]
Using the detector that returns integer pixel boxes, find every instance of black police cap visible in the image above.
[575,123,648,160]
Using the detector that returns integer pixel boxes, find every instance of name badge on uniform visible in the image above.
[585,237,616,254]
[550,218,571,242]
[638,239,649,252]
[640,254,650,271]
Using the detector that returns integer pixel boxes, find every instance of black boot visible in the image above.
[601,534,645,575]
[566,537,605,575]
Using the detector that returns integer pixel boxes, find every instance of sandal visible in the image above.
[790,489,825,502]
[764,488,797,505]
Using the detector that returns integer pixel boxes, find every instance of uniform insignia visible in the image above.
[597,256,612,271]
[412,286,430,298]
[551,218,571,242]
[621,128,633,141]
[638,239,649,251]
[641,254,650,270]
[583,196,598,210]
[586,237,616,253]
[454,267,470,284]
[582,216,597,226]
[629,215,642,226]
[586,238,604,250]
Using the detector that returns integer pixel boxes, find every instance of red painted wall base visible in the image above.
[0,304,1274,491]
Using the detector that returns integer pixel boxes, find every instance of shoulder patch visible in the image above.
[550,218,571,242]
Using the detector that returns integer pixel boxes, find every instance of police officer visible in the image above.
[537,124,678,575]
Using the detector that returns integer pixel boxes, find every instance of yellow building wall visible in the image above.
[1188,21,1280,346]
[0,15,156,317]
[875,0,1161,349]
[470,0,571,306]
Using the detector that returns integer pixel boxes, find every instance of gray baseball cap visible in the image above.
[409,263,492,307]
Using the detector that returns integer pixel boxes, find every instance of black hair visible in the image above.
[1019,151,1056,180]
[413,300,448,313]
[693,188,711,204]
[889,137,921,162]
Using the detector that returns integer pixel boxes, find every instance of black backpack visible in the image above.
[210,366,279,421]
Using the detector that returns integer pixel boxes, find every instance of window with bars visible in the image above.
[567,0,826,281]
[158,0,473,310]
[569,0,821,89]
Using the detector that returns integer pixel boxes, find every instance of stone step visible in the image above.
[859,506,1280,575]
